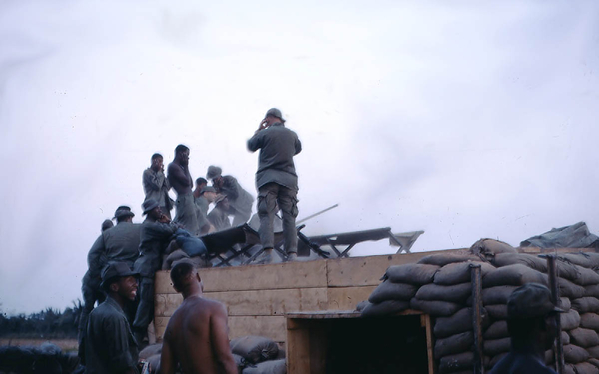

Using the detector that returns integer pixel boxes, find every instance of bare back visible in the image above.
[160,296,236,374]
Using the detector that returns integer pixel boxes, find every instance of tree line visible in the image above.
[0,301,82,339]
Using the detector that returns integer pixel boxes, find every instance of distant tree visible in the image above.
[0,300,82,339]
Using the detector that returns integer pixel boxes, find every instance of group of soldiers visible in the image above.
[79,108,302,373]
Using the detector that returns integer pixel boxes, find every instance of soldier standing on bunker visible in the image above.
[85,262,140,374]
[132,199,179,348]
[193,178,212,234]
[196,185,217,234]
[247,108,302,263]
[78,219,114,363]
[159,261,237,374]
[167,145,200,236]
[206,165,254,226]
[142,153,174,220]
[488,283,564,374]
[207,195,232,232]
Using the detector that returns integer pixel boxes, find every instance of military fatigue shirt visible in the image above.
[247,122,302,190]
[87,222,142,278]
[142,168,172,210]
[133,218,178,277]
[85,296,139,374]
[218,175,254,218]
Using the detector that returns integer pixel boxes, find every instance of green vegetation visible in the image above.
[0,301,82,339]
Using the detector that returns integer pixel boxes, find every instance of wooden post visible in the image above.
[470,264,484,374]
[546,255,564,373]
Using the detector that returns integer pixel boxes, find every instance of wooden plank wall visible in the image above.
[154,248,464,343]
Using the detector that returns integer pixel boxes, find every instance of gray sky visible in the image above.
[1,0,598,314]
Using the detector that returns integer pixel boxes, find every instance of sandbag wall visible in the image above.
[361,241,599,374]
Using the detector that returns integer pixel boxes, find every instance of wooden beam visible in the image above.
[326,286,376,310]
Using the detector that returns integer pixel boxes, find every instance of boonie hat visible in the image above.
[113,206,135,219]
[142,199,160,215]
[206,165,222,180]
[264,108,285,122]
[100,262,139,289]
[507,283,565,319]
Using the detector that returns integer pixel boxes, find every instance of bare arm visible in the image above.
[167,163,192,189]
[211,304,238,374]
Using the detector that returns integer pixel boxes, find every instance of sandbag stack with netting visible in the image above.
[361,238,599,374]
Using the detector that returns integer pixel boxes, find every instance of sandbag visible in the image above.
[368,281,418,303]
[231,336,279,364]
[490,253,548,272]
[233,353,249,374]
[410,298,461,317]
[562,330,572,345]
[572,297,599,314]
[556,260,583,283]
[574,362,599,374]
[559,278,587,299]
[562,309,582,331]
[545,349,555,364]
[482,264,548,288]
[470,238,517,256]
[562,297,572,312]
[575,266,599,286]
[433,261,495,285]
[581,313,599,332]
[589,358,599,369]
[417,251,481,267]
[382,263,439,285]
[438,352,488,374]
[175,230,208,257]
[587,285,599,299]
[564,363,577,374]
[146,354,161,374]
[434,307,489,339]
[361,299,410,317]
[485,304,508,320]
[355,300,369,312]
[563,344,589,364]
[483,337,510,357]
[415,283,472,303]
[242,359,286,374]
[483,320,508,340]
[434,331,473,359]
[569,328,599,348]
[139,343,162,360]
[481,285,518,305]
[588,345,599,359]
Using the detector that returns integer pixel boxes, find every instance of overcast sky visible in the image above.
[1,0,598,314]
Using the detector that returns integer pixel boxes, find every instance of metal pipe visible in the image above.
[546,255,564,373]
[470,263,484,374]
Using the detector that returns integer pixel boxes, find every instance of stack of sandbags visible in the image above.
[425,260,495,374]
[361,263,439,317]
[230,336,285,374]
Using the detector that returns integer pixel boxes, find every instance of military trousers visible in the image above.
[257,182,298,254]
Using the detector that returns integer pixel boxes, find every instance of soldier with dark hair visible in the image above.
[206,166,254,226]
[489,283,564,374]
[143,153,173,219]
[159,261,237,374]
[85,262,140,374]
[247,108,302,263]
[167,145,199,235]
[132,199,179,348]
[193,178,212,234]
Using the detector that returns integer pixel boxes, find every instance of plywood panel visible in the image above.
[327,286,376,310]
[228,316,287,342]
[155,260,327,294]
[154,315,287,342]
[326,249,465,287]
[155,288,328,317]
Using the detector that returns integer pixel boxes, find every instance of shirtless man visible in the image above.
[167,145,200,236]
[158,261,237,374]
